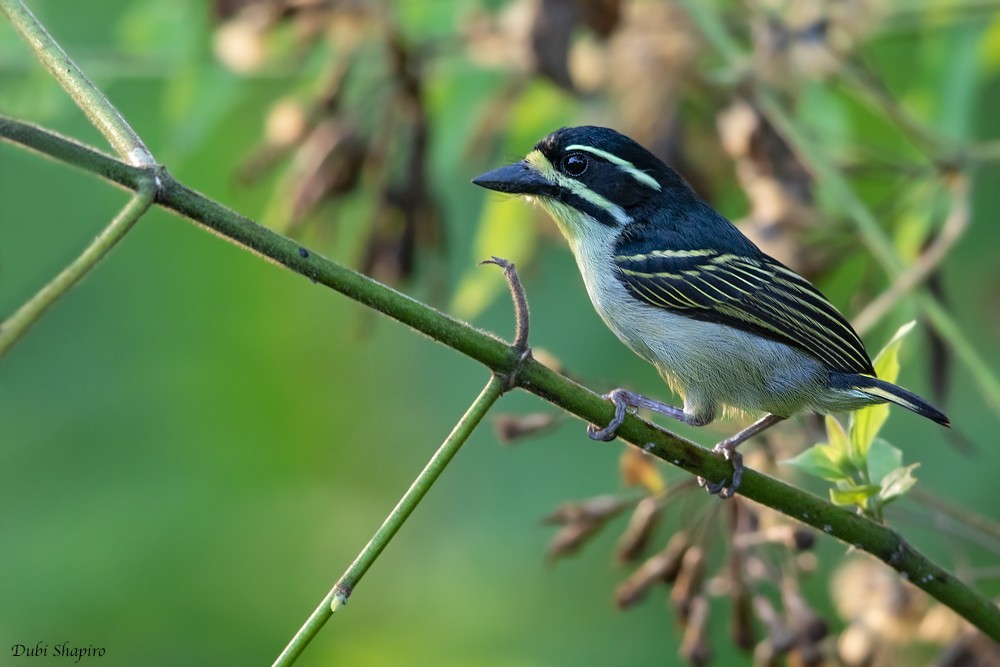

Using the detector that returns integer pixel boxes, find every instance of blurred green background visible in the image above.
[2,1,1000,665]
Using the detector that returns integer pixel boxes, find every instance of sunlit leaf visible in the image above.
[826,415,850,456]
[783,444,850,482]
[878,464,920,505]
[620,448,666,495]
[867,438,903,485]
[829,485,881,507]
[981,12,1000,71]
[851,321,915,460]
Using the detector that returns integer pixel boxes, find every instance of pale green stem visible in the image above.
[753,92,904,275]
[0,0,155,166]
[0,183,156,359]
[272,375,506,667]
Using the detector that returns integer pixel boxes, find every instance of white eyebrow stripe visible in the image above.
[565,144,662,191]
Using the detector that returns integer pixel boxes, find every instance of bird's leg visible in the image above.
[587,389,707,442]
[698,414,785,499]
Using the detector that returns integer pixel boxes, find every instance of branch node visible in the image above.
[331,587,350,612]
[480,256,532,391]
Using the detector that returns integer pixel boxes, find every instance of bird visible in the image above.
[472,125,949,498]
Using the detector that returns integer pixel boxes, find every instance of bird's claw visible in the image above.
[697,445,744,499]
[587,421,619,442]
[586,390,630,441]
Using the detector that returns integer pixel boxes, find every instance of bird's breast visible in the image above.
[569,236,829,417]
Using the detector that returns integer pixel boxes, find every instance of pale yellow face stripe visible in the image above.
[565,144,662,191]
[861,386,918,412]
[524,149,629,226]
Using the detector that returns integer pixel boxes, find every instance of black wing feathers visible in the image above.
[614,245,874,375]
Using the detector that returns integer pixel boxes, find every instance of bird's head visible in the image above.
[472,126,692,246]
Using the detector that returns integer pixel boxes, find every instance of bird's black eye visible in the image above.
[560,152,589,177]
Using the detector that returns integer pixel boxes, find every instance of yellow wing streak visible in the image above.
[746,292,850,370]
[771,276,867,356]
[614,247,872,373]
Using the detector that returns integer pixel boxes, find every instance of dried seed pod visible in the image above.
[543,495,626,525]
[616,496,662,562]
[731,581,757,651]
[680,595,713,666]
[615,542,680,609]
[493,413,559,443]
[547,521,602,563]
[530,0,577,90]
[783,584,829,643]
[753,595,795,654]
[659,531,692,584]
[671,545,706,623]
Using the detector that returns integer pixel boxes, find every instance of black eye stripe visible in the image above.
[560,152,589,177]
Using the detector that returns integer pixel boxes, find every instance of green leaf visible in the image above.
[867,438,903,485]
[851,321,915,459]
[783,445,850,482]
[830,485,882,507]
[826,415,850,456]
[878,464,920,506]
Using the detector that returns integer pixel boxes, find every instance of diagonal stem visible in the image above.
[0,180,157,358]
[272,375,506,667]
[853,176,970,335]
[0,0,155,166]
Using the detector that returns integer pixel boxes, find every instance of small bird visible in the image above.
[472,126,949,497]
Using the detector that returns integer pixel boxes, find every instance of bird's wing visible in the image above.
[613,249,874,375]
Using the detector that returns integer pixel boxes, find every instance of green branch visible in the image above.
[0,176,156,358]
[0,0,154,166]
[273,375,506,667]
[2,114,998,641]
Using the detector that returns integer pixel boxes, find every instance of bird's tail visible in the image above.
[849,375,950,427]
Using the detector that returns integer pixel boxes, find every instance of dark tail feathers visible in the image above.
[849,375,950,427]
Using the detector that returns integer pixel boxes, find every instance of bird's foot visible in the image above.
[696,443,744,499]
[587,389,632,441]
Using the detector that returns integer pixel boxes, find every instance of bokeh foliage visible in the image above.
[3,0,1000,665]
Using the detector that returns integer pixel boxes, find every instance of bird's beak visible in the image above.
[472,161,553,196]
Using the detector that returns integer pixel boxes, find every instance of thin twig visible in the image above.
[839,60,954,162]
[480,256,532,390]
[272,375,506,667]
[969,139,1000,165]
[911,488,1000,550]
[481,257,530,353]
[3,114,1000,641]
[0,0,155,166]
[853,176,970,335]
[0,180,157,358]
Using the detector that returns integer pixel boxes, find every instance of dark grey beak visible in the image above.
[472,161,554,195]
